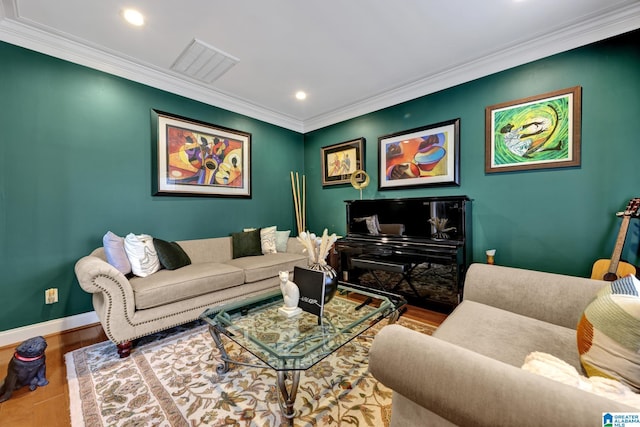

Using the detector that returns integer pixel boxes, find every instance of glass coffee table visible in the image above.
[200,282,405,423]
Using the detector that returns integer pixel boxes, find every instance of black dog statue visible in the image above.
[0,336,48,402]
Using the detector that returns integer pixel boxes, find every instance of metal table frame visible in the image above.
[202,283,405,424]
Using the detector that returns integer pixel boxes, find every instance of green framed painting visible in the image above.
[485,86,581,173]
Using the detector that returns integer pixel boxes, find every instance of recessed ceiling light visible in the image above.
[295,91,307,100]
[123,9,145,26]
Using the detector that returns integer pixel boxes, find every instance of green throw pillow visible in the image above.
[153,238,191,270]
[232,229,263,259]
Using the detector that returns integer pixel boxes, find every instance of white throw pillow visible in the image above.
[244,226,278,254]
[522,351,640,409]
[103,231,132,275]
[275,230,291,252]
[124,233,161,277]
[260,226,277,254]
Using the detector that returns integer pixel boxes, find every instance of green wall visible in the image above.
[1,30,639,333]
[304,30,640,277]
[0,42,304,332]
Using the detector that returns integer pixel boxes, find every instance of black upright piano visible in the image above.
[335,196,471,313]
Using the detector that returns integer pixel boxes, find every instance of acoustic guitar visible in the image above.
[591,198,640,281]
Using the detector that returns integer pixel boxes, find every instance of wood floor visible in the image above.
[0,305,445,427]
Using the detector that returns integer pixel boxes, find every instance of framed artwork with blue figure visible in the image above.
[378,118,460,190]
[485,86,581,173]
[152,110,251,197]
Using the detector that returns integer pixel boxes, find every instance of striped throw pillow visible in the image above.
[577,274,640,392]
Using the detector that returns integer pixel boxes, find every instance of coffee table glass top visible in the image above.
[200,283,405,371]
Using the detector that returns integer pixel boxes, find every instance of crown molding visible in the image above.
[302,2,640,132]
[1,1,639,134]
[0,9,305,132]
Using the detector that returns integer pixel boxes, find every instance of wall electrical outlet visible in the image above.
[45,288,58,304]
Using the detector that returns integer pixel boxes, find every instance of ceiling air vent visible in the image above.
[171,38,239,84]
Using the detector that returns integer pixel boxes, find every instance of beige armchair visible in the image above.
[370,264,638,426]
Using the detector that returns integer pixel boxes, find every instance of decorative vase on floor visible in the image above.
[309,262,338,304]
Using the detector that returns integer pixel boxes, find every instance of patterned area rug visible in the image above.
[66,316,436,427]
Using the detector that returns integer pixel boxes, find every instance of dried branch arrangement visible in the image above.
[290,171,305,234]
[297,229,338,265]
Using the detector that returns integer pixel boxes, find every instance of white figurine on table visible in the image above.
[278,271,302,317]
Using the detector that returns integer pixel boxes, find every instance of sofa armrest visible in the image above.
[74,255,136,342]
[463,263,606,329]
[370,325,634,427]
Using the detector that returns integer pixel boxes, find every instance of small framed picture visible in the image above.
[378,118,460,190]
[485,86,581,173]
[320,138,365,187]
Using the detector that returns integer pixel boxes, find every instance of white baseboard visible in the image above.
[0,311,100,348]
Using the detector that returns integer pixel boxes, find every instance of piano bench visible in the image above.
[351,256,422,299]
[352,256,408,273]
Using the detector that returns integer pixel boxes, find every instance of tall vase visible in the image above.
[309,262,338,304]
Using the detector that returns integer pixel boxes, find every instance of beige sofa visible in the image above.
[370,263,637,427]
[75,236,307,357]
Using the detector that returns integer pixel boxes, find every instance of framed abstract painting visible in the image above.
[485,86,581,173]
[152,110,251,197]
[378,118,460,190]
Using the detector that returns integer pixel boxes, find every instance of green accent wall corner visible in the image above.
[1,28,639,333]
[0,42,304,331]
[304,29,640,278]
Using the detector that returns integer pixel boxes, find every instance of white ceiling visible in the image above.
[1,0,639,132]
